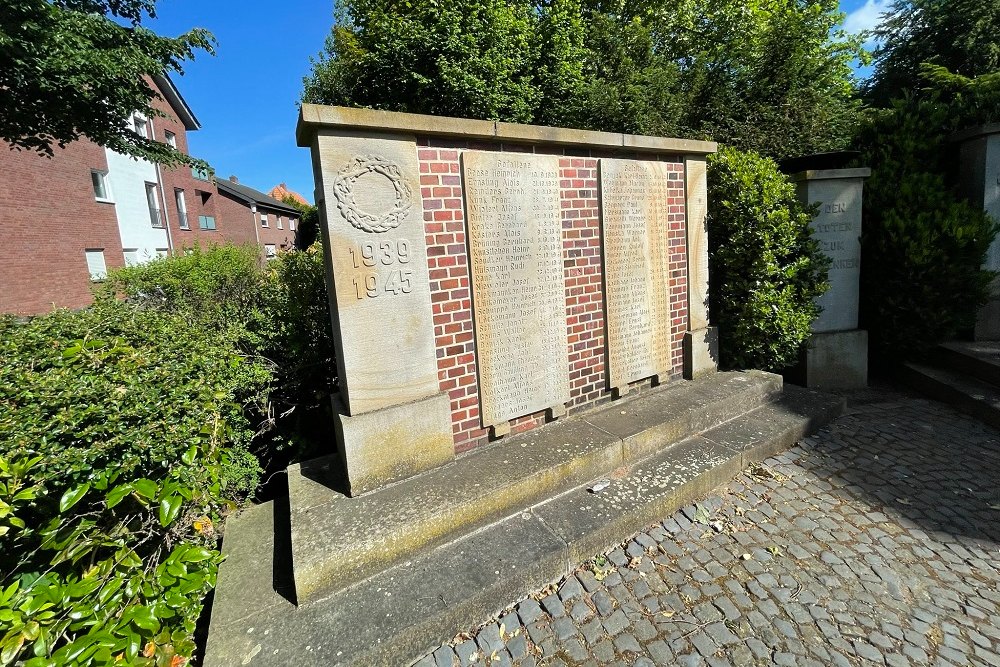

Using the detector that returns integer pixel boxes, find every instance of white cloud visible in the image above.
[843,0,891,35]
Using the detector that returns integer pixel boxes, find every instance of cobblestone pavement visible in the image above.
[416,393,1000,666]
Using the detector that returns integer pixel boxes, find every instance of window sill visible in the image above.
[94,198,115,205]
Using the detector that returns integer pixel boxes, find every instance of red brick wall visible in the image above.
[0,140,123,315]
[257,206,299,251]
[417,141,688,454]
[212,191,261,248]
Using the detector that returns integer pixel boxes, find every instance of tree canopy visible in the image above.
[0,0,214,166]
[302,0,866,158]
[865,0,1000,105]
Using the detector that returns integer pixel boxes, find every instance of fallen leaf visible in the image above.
[896,498,912,506]
[741,553,752,560]
[661,610,675,618]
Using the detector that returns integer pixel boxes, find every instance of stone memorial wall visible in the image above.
[791,167,870,390]
[298,105,717,493]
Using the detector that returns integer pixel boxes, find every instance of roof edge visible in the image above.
[153,73,200,131]
[216,179,302,215]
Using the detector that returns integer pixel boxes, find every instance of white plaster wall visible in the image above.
[104,148,169,262]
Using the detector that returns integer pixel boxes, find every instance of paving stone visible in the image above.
[433,646,457,667]
[569,600,592,622]
[593,590,616,617]
[613,633,643,656]
[580,617,604,646]
[517,599,544,625]
[647,639,673,665]
[603,609,630,636]
[541,594,566,619]
[557,576,583,602]
[422,395,1000,667]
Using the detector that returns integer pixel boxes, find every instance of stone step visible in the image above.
[932,341,1000,387]
[204,385,843,667]
[287,371,783,603]
[901,361,1000,430]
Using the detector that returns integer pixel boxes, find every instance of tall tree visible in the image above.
[303,0,866,159]
[0,1,214,166]
[866,0,1000,105]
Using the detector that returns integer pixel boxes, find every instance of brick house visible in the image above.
[216,178,301,260]
[0,75,294,315]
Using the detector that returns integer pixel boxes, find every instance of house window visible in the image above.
[290,218,297,231]
[164,130,176,148]
[133,115,150,139]
[145,183,163,227]
[264,244,277,259]
[192,166,210,181]
[198,215,217,230]
[91,170,111,201]
[260,213,269,228]
[156,248,168,259]
[85,249,107,281]
[277,216,284,230]
[175,189,189,229]
[123,249,140,266]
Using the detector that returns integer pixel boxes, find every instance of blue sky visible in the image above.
[150,0,888,203]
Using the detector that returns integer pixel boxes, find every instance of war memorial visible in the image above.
[204,106,843,666]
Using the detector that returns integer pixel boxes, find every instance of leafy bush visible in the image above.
[100,245,267,336]
[258,245,337,462]
[707,146,830,371]
[0,244,342,665]
[855,93,999,360]
[0,298,272,665]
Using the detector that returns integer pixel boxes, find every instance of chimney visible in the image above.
[229,175,239,183]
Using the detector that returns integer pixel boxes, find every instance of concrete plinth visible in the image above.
[804,330,868,390]
[683,326,719,379]
[334,392,454,496]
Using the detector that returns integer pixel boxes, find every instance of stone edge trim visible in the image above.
[789,168,872,182]
[297,104,718,155]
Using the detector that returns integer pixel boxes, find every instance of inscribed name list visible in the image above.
[600,159,673,390]
[462,152,570,427]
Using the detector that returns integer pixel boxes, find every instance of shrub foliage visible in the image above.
[707,147,830,371]
[855,86,1000,360]
[0,245,334,665]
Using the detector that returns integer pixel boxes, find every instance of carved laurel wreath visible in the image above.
[332,155,412,234]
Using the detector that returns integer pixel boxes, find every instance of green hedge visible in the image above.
[707,146,830,371]
[856,97,999,360]
[0,245,334,665]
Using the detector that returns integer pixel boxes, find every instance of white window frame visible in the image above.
[175,189,189,229]
[260,213,269,228]
[123,248,140,266]
[290,218,297,231]
[164,130,176,148]
[264,244,277,259]
[277,216,284,230]
[85,249,107,281]
[145,182,163,228]
[198,215,217,231]
[91,169,112,202]
[133,114,150,139]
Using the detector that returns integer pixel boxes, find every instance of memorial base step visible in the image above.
[901,358,1000,429]
[288,371,782,603]
[203,382,843,667]
[205,373,843,666]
